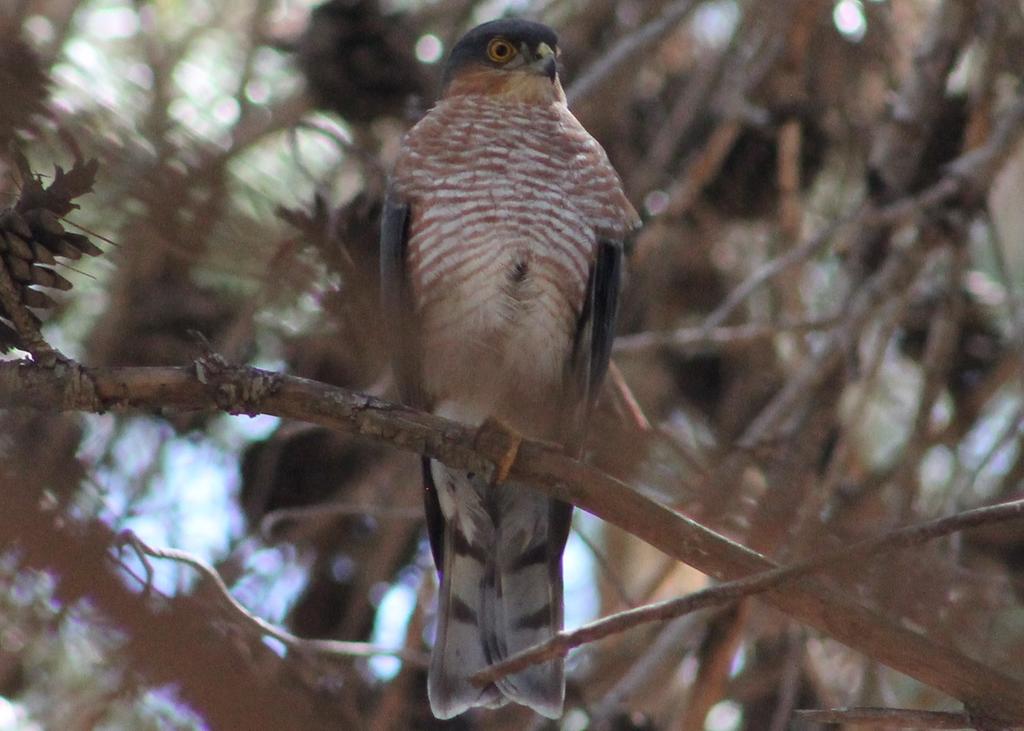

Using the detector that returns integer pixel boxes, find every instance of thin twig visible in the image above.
[792,707,995,729]
[260,501,422,539]
[985,214,1024,343]
[61,218,121,248]
[664,120,744,217]
[589,615,705,719]
[679,602,749,731]
[767,626,805,731]
[566,0,703,106]
[798,274,925,531]
[605,360,651,430]
[573,526,638,609]
[958,406,1024,499]
[696,218,845,338]
[734,231,927,453]
[115,530,429,667]
[864,0,979,207]
[613,317,839,355]
[900,245,966,519]
[469,497,1024,687]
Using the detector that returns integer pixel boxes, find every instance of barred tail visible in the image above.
[426,462,567,719]
[487,520,565,719]
[428,524,504,718]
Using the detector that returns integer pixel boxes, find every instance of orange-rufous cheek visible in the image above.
[446,68,565,104]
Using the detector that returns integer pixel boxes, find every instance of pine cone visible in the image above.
[0,156,103,352]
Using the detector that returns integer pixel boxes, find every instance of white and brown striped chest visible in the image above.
[391,96,634,431]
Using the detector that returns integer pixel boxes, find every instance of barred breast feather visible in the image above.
[392,95,637,434]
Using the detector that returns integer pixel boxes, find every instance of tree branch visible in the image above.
[612,316,838,356]
[469,498,1024,687]
[566,0,702,106]
[116,530,429,667]
[3,357,1024,721]
[792,707,999,730]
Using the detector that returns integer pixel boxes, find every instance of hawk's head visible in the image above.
[441,19,563,104]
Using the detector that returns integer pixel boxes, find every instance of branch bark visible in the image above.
[793,707,1009,730]
[2,357,1024,722]
[469,498,1024,688]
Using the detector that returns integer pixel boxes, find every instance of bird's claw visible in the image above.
[474,417,522,485]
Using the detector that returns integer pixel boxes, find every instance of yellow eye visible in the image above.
[486,38,517,64]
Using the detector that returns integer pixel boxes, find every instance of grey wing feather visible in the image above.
[553,237,623,560]
[588,238,622,409]
[379,194,445,571]
[567,237,623,450]
[379,193,421,407]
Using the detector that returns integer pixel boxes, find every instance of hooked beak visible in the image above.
[527,41,557,82]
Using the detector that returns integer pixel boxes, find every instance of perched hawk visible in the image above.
[381,18,639,719]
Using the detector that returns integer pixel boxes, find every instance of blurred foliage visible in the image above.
[0,0,1023,729]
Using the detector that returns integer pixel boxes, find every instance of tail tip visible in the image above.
[428,672,506,719]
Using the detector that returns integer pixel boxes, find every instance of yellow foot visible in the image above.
[474,417,522,485]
